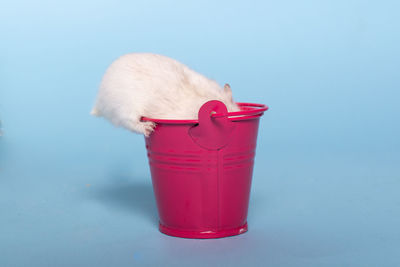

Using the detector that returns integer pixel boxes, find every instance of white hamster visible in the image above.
[91,53,240,137]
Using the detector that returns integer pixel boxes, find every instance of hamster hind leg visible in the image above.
[122,115,156,137]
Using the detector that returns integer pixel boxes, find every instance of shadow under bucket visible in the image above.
[143,100,268,239]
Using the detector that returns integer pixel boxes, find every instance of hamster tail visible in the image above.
[90,108,99,116]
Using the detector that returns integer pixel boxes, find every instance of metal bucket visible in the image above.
[143,100,268,238]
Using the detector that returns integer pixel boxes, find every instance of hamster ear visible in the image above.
[224,83,232,98]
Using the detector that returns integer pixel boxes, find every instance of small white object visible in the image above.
[91,53,240,137]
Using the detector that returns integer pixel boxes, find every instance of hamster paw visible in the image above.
[140,121,156,137]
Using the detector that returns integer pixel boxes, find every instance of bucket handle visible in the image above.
[188,100,236,150]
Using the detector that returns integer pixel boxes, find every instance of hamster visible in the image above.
[91,53,240,137]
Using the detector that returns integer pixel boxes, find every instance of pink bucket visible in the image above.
[143,100,268,238]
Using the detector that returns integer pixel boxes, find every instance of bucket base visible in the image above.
[159,222,248,239]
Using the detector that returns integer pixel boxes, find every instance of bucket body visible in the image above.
[144,101,267,238]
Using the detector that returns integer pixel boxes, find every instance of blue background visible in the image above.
[1,0,399,266]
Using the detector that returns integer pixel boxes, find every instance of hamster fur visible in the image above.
[91,53,240,137]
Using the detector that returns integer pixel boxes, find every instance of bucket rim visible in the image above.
[142,102,269,124]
